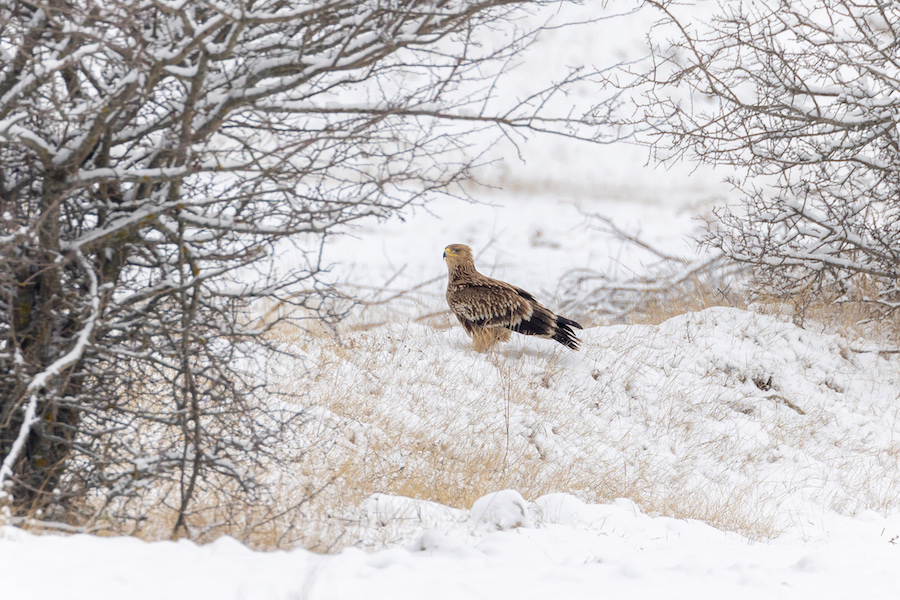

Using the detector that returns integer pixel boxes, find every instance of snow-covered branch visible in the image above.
[559,214,748,324]
[615,0,900,314]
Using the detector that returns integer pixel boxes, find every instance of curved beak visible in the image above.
[442,250,447,259]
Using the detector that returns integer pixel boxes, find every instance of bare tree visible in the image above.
[0,0,619,534]
[627,0,900,314]
[557,214,745,324]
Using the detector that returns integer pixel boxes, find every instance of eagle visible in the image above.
[443,243,583,352]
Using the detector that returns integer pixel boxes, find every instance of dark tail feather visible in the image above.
[554,315,582,351]
[511,307,583,350]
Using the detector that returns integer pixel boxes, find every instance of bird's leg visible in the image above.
[472,327,510,352]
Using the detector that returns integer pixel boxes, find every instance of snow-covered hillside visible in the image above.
[7,300,900,597]
[281,307,900,546]
[8,306,895,598]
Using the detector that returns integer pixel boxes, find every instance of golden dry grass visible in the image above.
[238,321,793,550]
[614,271,900,345]
[620,279,746,327]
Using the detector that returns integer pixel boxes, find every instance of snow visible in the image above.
[4,1,900,598]
[3,494,899,599]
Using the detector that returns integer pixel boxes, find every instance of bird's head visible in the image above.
[443,243,475,270]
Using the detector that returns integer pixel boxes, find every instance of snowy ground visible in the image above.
[4,2,900,598]
[265,302,900,568]
[3,491,900,599]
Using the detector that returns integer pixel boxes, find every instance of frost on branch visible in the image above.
[625,0,900,317]
[558,214,746,325]
[0,0,621,536]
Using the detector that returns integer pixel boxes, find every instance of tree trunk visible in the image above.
[1,173,82,516]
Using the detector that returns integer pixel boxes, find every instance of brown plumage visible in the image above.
[443,243,582,352]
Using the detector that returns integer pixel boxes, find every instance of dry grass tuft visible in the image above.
[751,294,900,345]
[620,278,746,326]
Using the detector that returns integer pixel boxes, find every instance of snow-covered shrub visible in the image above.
[630,0,900,320]
[0,0,619,532]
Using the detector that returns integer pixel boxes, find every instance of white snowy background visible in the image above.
[3,2,900,599]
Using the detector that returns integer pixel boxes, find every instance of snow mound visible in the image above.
[293,306,900,543]
[468,490,533,531]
